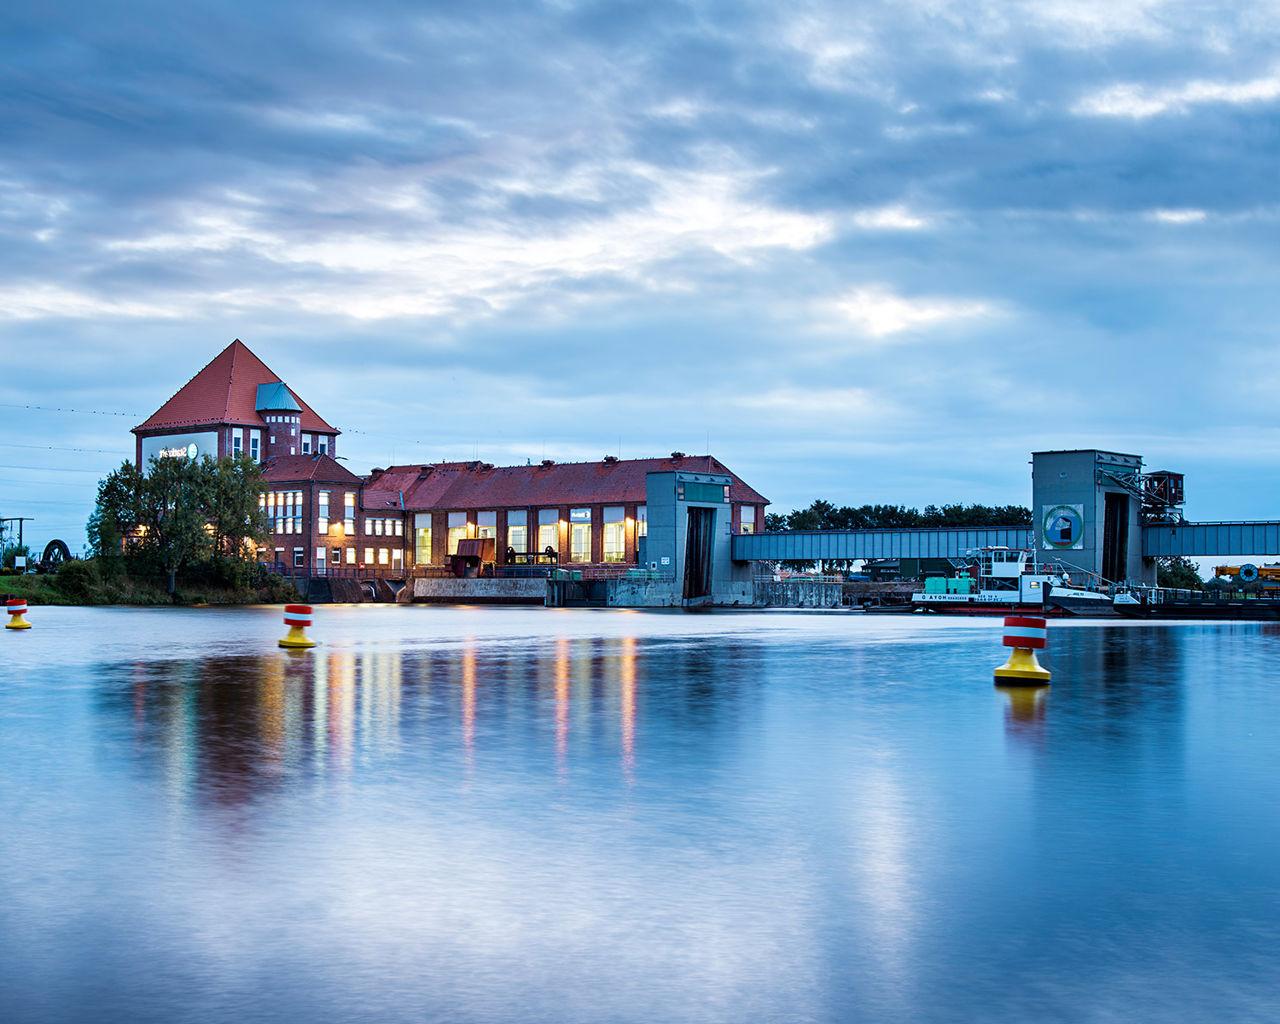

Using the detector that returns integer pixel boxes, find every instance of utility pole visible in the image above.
[1,517,34,550]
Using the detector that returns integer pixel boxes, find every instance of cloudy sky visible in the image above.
[2,0,1278,549]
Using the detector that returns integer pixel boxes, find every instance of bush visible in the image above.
[54,559,102,602]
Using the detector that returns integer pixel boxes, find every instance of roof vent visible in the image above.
[603,455,618,464]
[541,459,556,467]
[671,451,685,460]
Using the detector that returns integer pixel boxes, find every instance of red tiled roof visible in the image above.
[379,456,768,511]
[132,339,338,435]
[262,454,361,485]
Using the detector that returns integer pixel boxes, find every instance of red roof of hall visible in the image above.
[372,455,768,511]
[132,339,338,435]
[262,453,362,485]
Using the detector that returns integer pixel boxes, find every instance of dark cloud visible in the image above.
[1,0,1279,550]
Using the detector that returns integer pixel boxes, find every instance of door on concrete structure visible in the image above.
[683,507,715,602]
[1103,493,1129,582]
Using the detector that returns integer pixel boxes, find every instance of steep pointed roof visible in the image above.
[132,339,338,434]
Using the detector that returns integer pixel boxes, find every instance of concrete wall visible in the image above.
[640,471,756,607]
[412,577,546,603]
[1032,450,1153,585]
[754,579,842,609]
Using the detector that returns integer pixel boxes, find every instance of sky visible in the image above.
[2,0,1279,553]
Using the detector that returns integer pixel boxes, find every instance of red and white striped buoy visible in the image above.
[994,615,1050,685]
[279,603,317,649]
[4,598,31,631]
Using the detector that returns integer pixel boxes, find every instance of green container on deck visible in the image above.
[946,578,974,594]
[924,577,948,594]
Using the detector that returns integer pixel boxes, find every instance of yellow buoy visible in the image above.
[994,615,1050,685]
[279,603,317,649]
[4,598,31,630]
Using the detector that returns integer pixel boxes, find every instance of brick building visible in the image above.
[134,339,768,576]
[365,456,767,571]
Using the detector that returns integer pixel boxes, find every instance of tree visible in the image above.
[88,455,270,595]
[205,455,270,584]
[1,543,29,570]
[1156,556,1203,590]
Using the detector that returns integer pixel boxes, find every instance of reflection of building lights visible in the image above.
[620,636,636,782]
[555,638,570,768]
[462,642,476,757]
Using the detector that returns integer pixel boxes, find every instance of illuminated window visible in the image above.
[363,547,374,565]
[477,510,497,540]
[447,512,468,555]
[394,519,403,537]
[538,509,559,555]
[391,548,403,570]
[344,493,356,536]
[603,506,625,562]
[414,514,432,564]
[569,508,591,563]
[507,510,528,554]
[378,548,390,565]
[346,546,355,566]
[365,517,373,535]
[318,491,329,534]
[635,504,647,538]
[740,505,756,534]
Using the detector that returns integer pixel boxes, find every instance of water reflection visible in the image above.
[16,611,1274,1024]
[110,634,661,809]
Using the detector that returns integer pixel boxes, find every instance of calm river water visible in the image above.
[2,606,1278,1023]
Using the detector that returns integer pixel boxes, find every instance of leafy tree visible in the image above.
[1156,556,1203,590]
[88,459,144,576]
[1,543,30,570]
[88,455,270,595]
[205,455,270,585]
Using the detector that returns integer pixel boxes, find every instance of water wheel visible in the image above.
[41,538,73,570]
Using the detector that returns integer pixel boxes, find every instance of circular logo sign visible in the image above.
[1043,504,1082,549]
[186,442,198,459]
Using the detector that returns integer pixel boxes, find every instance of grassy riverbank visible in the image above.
[0,560,298,607]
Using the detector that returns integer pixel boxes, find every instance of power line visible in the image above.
[0,464,112,474]
[0,403,139,418]
[0,442,129,456]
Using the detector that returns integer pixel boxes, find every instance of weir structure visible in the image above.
[731,450,1280,587]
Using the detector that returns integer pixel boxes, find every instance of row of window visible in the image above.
[262,490,305,534]
[273,546,408,570]
[364,517,403,537]
[412,506,650,564]
[313,547,404,570]
[229,425,332,461]
[231,429,262,461]
[316,491,357,537]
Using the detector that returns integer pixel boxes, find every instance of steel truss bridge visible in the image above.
[731,521,1280,562]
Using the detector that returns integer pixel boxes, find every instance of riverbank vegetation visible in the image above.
[0,455,295,606]
[765,501,1033,532]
